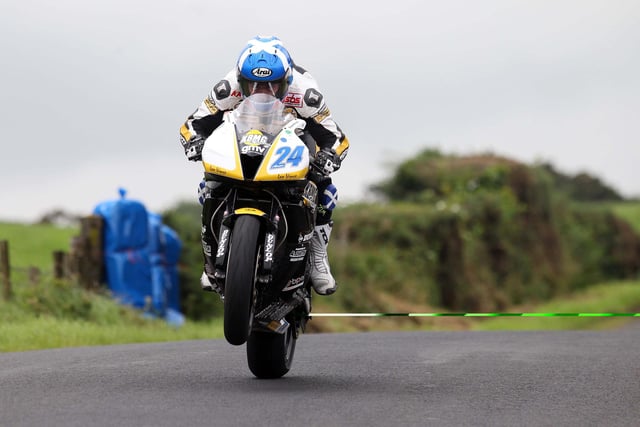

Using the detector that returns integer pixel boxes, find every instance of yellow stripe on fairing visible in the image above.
[254,164,308,181]
[235,207,266,216]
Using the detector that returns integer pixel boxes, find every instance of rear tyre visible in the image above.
[224,215,261,346]
[247,322,297,379]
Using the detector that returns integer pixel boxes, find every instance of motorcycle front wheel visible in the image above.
[224,215,261,346]
[247,321,297,379]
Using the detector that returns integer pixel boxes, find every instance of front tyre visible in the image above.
[247,322,297,379]
[224,215,261,346]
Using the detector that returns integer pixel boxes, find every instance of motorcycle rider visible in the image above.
[179,35,349,296]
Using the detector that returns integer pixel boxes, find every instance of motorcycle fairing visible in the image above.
[202,122,309,182]
[202,122,243,179]
[253,128,310,181]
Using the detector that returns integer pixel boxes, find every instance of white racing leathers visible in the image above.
[180,65,349,160]
[181,64,348,296]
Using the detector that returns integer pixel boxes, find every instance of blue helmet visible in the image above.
[236,36,293,99]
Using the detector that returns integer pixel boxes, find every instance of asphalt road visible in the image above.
[1,329,639,427]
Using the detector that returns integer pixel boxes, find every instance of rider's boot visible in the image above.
[310,222,337,295]
[200,190,221,294]
[200,271,217,292]
[200,242,222,294]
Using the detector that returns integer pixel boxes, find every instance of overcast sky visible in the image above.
[1,0,639,222]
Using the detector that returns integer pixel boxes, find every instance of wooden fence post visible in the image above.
[81,215,103,290]
[68,215,104,289]
[68,236,84,283]
[0,240,12,300]
[51,215,104,289]
[53,251,67,279]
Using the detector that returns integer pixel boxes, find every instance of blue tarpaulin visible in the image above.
[93,189,184,325]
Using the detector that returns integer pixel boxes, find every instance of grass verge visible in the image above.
[309,280,640,332]
[2,279,638,353]
[0,317,222,352]
[0,278,222,353]
[473,280,640,330]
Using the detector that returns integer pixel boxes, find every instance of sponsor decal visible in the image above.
[204,164,230,176]
[277,172,306,180]
[289,247,307,262]
[252,67,272,78]
[231,90,242,98]
[240,131,268,145]
[204,97,219,114]
[283,93,303,108]
[241,145,266,154]
[282,275,305,291]
[240,130,268,154]
[319,228,329,245]
[216,229,229,258]
[203,242,212,257]
[264,233,275,263]
[313,106,331,124]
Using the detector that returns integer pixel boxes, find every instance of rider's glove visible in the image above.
[313,149,341,175]
[185,136,205,162]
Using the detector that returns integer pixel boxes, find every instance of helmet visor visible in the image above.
[239,77,287,99]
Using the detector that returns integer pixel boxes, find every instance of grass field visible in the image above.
[0,316,223,352]
[0,222,77,270]
[609,201,640,232]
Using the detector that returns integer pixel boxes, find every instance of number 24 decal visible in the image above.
[271,146,304,169]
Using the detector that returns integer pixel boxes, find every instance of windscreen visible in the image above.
[232,93,294,135]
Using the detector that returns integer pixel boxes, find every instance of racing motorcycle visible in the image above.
[199,93,319,378]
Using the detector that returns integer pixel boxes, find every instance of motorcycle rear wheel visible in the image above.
[247,322,297,379]
[224,215,261,346]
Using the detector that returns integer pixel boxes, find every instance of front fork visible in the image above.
[202,189,281,294]
[201,182,317,333]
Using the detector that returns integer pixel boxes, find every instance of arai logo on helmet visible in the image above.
[251,67,272,77]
